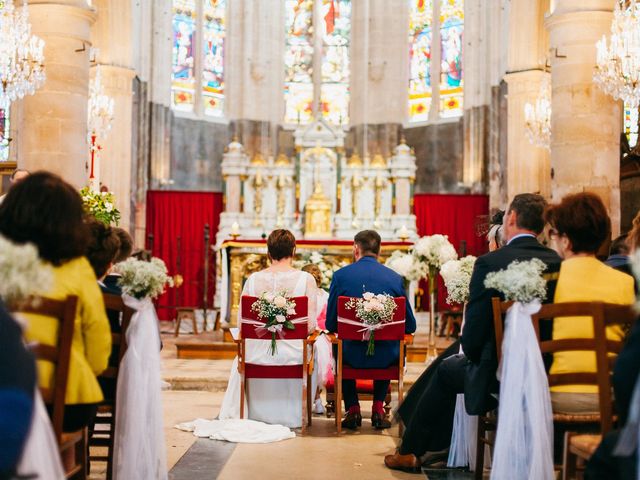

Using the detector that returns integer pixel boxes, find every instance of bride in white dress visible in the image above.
[218,230,318,428]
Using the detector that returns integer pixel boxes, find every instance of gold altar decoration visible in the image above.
[220,240,413,326]
[351,173,363,218]
[275,152,291,165]
[374,174,387,218]
[276,173,292,222]
[304,181,332,237]
[251,172,265,225]
[371,152,387,168]
[347,152,363,167]
[251,152,267,166]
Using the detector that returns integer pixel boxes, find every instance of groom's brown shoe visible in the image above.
[384,452,421,473]
[341,411,362,429]
[371,412,391,429]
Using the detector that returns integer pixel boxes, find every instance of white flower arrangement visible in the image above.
[116,257,174,300]
[251,289,297,355]
[0,235,53,307]
[440,255,477,305]
[412,234,459,272]
[345,292,398,356]
[293,251,347,290]
[484,258,548,304]
[80,187,121,226]
[385,250,428,282]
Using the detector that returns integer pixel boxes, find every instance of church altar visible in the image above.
[216,118,418,245]
[216,239,413,325]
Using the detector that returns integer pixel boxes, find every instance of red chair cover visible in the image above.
[240,296,309,340]
[336,296,406,341]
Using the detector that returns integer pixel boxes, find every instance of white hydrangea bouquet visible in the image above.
[250,290,297,355]
[294,251,346,290]
[116,257,174,300]
[80,187,121,226]
[385,250,428,282]
[412,234,458,291]
[345,292,398,356]
[0,235,53,308]
[440,255,477,305]
[484,258,547,303]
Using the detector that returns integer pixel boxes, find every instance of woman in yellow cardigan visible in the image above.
[0,172,111,432]
[545,192,635,414]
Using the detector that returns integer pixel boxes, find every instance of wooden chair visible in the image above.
[88,293,134,480]
[477,299,636,480]
[174,307,198,336]
[19,295,86,479]
[237,295,315,434]
[334,296,407,434]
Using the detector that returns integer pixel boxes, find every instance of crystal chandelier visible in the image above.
[87,67,114,140]
[0,0,46,108]
[594,0,640,107]
[524,78,552,150]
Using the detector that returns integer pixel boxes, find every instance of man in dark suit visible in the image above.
[385,193,561,472]
[326,230,417,430]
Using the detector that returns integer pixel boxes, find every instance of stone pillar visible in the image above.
[503,0,551,202]
[546,0,621,234]
[91,0,136,229]
[19,0,96,187]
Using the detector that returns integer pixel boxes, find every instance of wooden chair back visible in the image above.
[240,295,309,340]
[336,296,406,341]
[19,295,78,442]
[491,298,636,434]
[99,293,134,384]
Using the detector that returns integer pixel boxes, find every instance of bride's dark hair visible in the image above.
[267,229,296,261]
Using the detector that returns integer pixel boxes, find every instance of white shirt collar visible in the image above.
[507,233,536,245]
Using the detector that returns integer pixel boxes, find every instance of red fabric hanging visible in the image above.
[145,191,223,321]
[414,193,490,311]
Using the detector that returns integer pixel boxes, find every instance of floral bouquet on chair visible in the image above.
[483,258,547,303]
[345,292,398,356]
[251,290,297,355]
[116,257,174,300]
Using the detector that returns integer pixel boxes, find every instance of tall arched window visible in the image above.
[0,107,9,162]
[284,0,351,126]
[625,102,639,149]
[171,0,226,117]
[409,0,463,123]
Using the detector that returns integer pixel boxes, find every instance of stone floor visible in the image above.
[90,330,479,479]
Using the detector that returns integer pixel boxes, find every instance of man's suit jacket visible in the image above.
[326,256,417,369]
[461,235,561,414]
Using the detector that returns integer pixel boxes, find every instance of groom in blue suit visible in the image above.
[326,230,417,429]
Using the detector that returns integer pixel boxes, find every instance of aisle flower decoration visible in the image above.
[483,258,547,303]
[251,290,297,355]
[80,187,121,226]
[116,257,174,300]
[0,235,52,308]
[385,250,428,282]
[440,255,477,305]
[345,292,398,356]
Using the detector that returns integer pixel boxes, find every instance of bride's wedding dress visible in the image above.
[176,269,318,441]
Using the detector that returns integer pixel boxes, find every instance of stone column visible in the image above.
[503,0,551,202]
[546,0,621,234]
[19,0,96,187]
[91,0,136,229]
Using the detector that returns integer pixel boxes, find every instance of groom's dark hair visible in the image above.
[354,230,381,256]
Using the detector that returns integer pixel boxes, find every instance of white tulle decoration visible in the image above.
[491,301,554,480]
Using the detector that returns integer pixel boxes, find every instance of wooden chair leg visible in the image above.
[301,343,307,435]
[240,376,245,419]
[563,432,577,480]
[474,418,486,480]
[192,315,198,335]
[174,316,181,337]
[336,341,342,434]
[306,373,313,427]
[106,418,115,480]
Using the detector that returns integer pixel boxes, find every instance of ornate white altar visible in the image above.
[216,118,418,244]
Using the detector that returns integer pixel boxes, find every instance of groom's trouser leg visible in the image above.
[373,380,390,402]
[398,354,466,457]
[342,380,359,409]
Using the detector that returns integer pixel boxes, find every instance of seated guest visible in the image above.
[0,302,36,479]
[545,192,635,414]
[326,230,417,430]
[103,227,133,293]
[0,168,29,205]
[0,172,111,432]
[605,234,632,276]
[385,193,561,472]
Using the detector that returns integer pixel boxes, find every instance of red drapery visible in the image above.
[414,193,490,311]
[146,191,223,320]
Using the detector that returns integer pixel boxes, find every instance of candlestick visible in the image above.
[398,225,409,241]
[230,221,240,240]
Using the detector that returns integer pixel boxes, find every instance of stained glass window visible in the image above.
[284,0,351,125]
[439,0,463,117]
[202,0,225,116]
[172,0,197,112]
[0,107,9,162]
[171,0,226,117]
[409,0,433,122]
[625,102,639,149]
[408,0,464,122]
[284,0,314,124]
[320,0,351,125]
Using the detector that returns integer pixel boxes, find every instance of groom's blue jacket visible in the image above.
[326,256,417,369]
